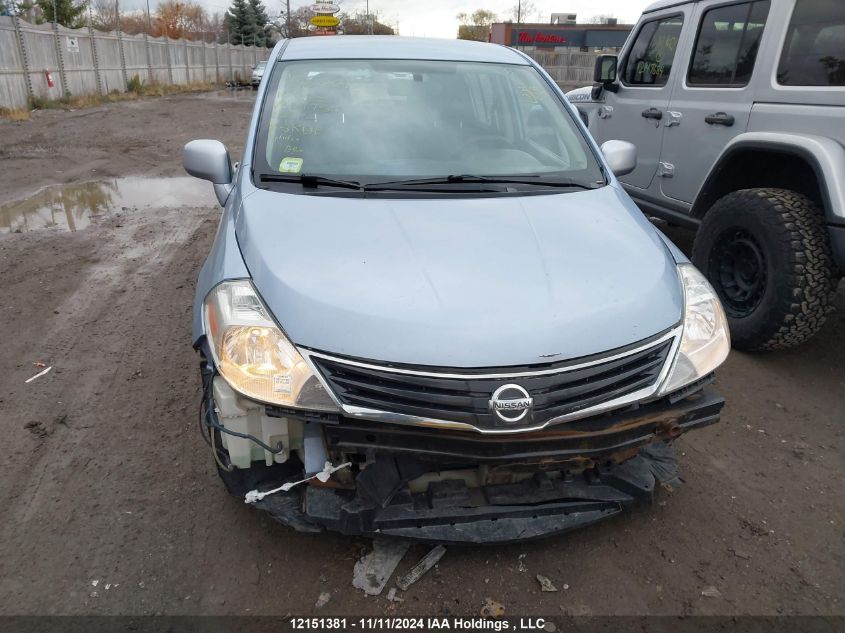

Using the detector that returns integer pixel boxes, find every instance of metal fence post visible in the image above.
[213,41,219,84]
[228,41,232,84]
[12,14,34,102]
[160,35,169,83]
[143,31,153,85]
[115,26,129,89]
[163,34,173,84]
[184,37,190,84]
[52,21,69,96]
[88,22,104,95]
[201,39,207,83]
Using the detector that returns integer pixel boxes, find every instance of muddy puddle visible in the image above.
[191,88,257,101]
[0,177,215,234]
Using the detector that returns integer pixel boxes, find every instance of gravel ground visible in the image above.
[0,92,842,617]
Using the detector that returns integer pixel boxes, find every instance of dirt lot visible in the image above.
[0,93,843,618]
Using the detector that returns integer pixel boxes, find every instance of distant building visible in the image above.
[489,19,632,52]
[550,13,578,25]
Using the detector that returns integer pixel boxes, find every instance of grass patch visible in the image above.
[0,107,31,121]
[0,81,220,120]
[138,81,216,97]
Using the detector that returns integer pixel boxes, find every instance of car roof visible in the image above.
[279,36,529,65]
[644,0,696,13]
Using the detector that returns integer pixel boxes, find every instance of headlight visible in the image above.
[659,264,730,395]
[203,280,339,411]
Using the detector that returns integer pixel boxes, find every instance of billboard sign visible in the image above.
[310,15,341,27]
[309,2,340,13]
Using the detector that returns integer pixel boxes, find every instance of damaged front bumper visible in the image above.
[304,441,683,543]
[205,365,724,543]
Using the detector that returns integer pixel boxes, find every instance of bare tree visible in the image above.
[204,11,224,43]
[90,0,119,31]
[342,10,394,35]
[156,0,207,40]
[507,1,537,24]
[456,8,497,41]
[121,12,153,34]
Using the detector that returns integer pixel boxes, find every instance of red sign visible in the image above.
[518,31,568,45]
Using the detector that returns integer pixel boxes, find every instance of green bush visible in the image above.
[28,95,48,110]
[127,74,143,94]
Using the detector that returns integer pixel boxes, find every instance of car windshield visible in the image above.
[252,59,604,190]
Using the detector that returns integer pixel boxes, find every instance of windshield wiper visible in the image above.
[259,173,364,190]
[258,172,600,192]
[365,174,600,191]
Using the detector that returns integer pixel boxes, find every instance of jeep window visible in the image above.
[622,16,684,86]
[777,0,845,86]
[688,1,770,86]
[252,59,604,191]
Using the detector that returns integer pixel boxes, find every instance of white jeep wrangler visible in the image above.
[569,0,844,350]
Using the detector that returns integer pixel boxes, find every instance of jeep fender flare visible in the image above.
[692,132,845,224]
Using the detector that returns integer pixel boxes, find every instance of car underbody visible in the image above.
[201,355,724,544]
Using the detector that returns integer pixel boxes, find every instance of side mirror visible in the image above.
[593,55,619,94]
[593,55,618,83]
[183,139,233,206]
[601,140,637,177]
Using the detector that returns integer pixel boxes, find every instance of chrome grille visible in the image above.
[308,332,676,432]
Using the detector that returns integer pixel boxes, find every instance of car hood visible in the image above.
[235,185,683,367]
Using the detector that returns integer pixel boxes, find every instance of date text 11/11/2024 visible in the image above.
[289,616,552,631]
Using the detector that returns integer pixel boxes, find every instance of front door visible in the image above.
[658,0,772,203]
[593,8,689,190]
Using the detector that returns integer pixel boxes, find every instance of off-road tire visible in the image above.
[692,188,837,351]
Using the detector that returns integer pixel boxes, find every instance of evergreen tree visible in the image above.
[249,0,269,46]
[36,0,88,27]
[223,0,257,45]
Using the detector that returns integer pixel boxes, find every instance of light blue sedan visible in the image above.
[183,36,730,543]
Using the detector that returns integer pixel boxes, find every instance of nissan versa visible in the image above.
[184,37,730,543]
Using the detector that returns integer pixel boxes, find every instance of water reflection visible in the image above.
[191,89,257,102]
[0,177,215,234]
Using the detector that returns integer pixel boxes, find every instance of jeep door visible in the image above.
[657,0,773,204]
[591,7,690,190]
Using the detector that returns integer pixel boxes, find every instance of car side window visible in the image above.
[777,0,845,86]
[623,15,685,86]
[688,1,770,86]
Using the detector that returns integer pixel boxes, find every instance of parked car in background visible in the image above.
[569,0,845,351]
[183,36,729,543]
[251,61,267,89]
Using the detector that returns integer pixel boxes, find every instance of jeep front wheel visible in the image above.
[692,188,837,351]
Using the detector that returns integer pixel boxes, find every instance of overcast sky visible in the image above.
[118,1,653,39]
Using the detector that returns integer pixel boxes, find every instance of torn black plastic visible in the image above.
[209,385,723,543]
[305,442,681,544]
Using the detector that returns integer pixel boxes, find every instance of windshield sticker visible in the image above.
[279,157,304,173]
